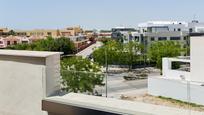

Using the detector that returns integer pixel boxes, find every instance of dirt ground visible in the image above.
[121,94,204,112]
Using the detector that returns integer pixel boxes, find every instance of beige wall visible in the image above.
[26,29,60,38]
[0,51,61,115]
[0,56,46,115]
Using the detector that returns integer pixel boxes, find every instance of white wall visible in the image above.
[191,36,204,82]
[46,54,61,97]
[0,56,46,115]
[0,52,61,115]
[162,58,190,80]
[148,77,204,105]
[148,36,204,106]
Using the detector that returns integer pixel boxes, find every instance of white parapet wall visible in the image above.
[162,58,190,80]
[148,77,204,105]
[148,36,204,105]
[0,50,61,115]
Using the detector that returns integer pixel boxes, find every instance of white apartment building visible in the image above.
[138,21,188,33]
[188,20,204,33]
[128,21,203,46]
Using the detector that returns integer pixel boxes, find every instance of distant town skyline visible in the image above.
[1,0,204,30]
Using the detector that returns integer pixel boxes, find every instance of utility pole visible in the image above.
[187,80,191,115]
[105,48,108,98]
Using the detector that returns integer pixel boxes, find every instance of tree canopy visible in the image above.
[147,41,182,70]
[93,40,143,70]
[61,56,104,93]
[8,30,16,36]
[7,37,75,55]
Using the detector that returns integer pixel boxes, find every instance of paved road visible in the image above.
[95,69,161,98]
[76,41,103,58]
[107,78,147,93]
[107,73,147,91]
[95,72,148,98]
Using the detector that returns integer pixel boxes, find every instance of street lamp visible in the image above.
[105,48,108,98]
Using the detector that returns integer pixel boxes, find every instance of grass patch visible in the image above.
[158,96,204,108]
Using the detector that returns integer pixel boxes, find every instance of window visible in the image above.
[151,37,155,41]
[22,41,28,44]
[178,28,181,31]
[171,61,190,72]
[170,37,180,40]
[134,36,139,42]
[189,28,193,33]
[7,41,10,45]
[47,32,52,36]
[158,37,167,41]
[14,41,17,45]
[184,36,188,40]
[0,41,3,44]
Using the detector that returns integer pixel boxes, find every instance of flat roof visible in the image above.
[0,50,63,57]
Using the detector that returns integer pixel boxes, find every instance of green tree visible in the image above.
[6,43,30,50]
[93,40,143,71]
[61,57,104,93]
[148,41,182,70]
[93,40,121,65]
[122,41,142,70]
[8,30,16,36]
[7,37,75,55]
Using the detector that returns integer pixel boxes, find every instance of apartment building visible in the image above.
[111,27,137,43]
[0,26,84,38]
[0,38,5,48]
[23,29,61,38]
[98,30,112,39]
[138,21,188,33]
[84,30,94,36]
[0,36,22,48]
[136,21,189,47]
[0,35,45,48]
[188,20,204,33]
[60,26,83,37]
[0,28,9,33]
[0,28,10,36]
[110,21,204,46]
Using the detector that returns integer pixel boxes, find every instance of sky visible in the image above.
[0,0,204,30]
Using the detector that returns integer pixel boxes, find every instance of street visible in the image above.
[76,41,103,58]
[95,67,161,98]
[107,73,147,93]
[95,72,148,98]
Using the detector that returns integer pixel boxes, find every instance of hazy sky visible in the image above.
[0,0,204,30]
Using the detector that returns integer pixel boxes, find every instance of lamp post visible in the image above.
[181,75,191,115]
[105,47,108,98]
